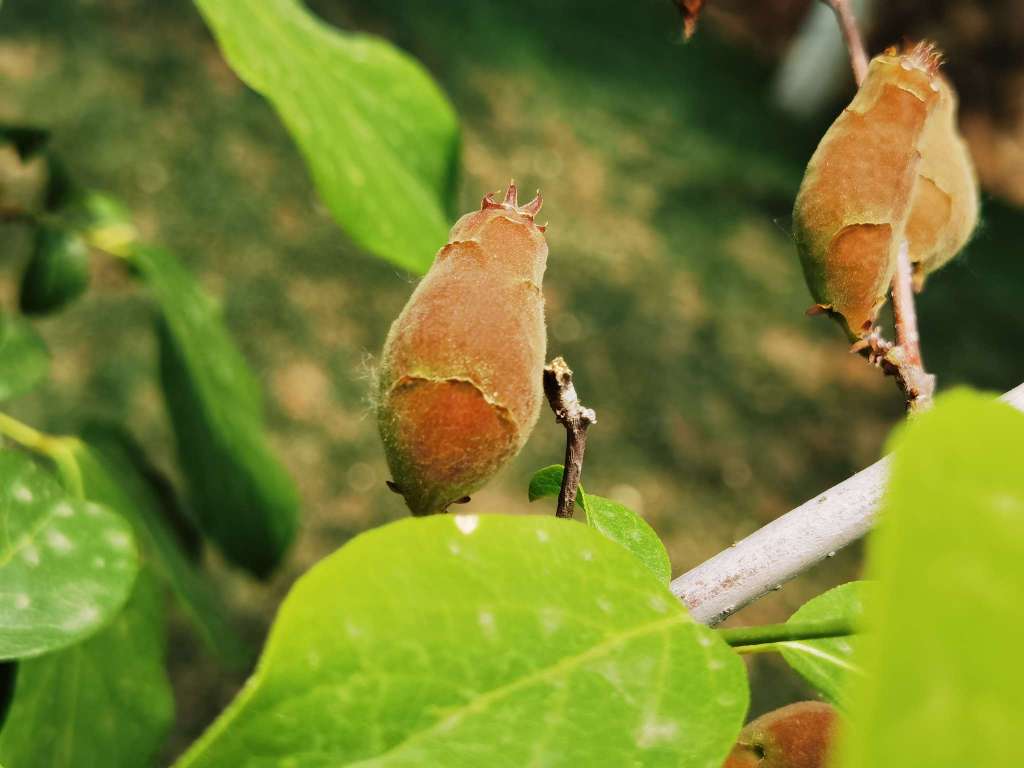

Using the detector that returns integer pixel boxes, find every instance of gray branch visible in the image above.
[673,382,1024,625]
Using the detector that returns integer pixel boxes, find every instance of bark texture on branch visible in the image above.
[673,382,1024,625]
[542,357,596,519]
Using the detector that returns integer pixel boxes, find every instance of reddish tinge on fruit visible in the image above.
[723,701,838,768]
[377,182,548,516]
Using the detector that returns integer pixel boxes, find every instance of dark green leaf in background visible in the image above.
[0,451,138,660]
[19,225,91,315]
[778,581,869,708]
[176,515,746,767]
[70,426,249,664]
[0,314,49,402]
[194,0,460,273]
[529,465,671,582]
[0,569,174,768]
[837,390,1024,767]
[132,245,299,577]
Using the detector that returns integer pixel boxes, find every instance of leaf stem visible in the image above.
[719,618,858,649]
[542,357,596,519]
[0,411,84,498]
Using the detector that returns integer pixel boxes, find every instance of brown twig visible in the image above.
[542,357,596,519]
[885,242,936,412]
[822,0,869,86]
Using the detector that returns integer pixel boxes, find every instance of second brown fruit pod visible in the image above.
[903,75,980,291]
[377,183,548,516]
[794,44,943,340]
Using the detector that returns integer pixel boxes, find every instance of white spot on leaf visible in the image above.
[636,718,679,748]
[54,502,74,518]
[47,530,73,553]
[14,594,30,609]
[62,604,100,631]
[454,515,479,535]
[478,610,496,638]
[536,529,550,543]
[105,530,131,550]
[13,484,33,503]
[21,545,40,566]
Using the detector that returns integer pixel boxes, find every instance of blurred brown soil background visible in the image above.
[2,0,1022,758]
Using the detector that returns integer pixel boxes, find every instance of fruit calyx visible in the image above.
[481,180,543,219]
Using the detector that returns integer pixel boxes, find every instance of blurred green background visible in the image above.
[3,0,1023,756]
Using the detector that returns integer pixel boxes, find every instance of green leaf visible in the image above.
[0,313,49,402]
[0,451,138,660]
[587,495,672,584]
[19,225,91,315]
[528,465,671,583]
[69,425,250,665]
[175,515,747,767]
[837,390,1024,767]
[194,0,460,273]
[132,245,299,577]
[0,568,174,768]
[778,581,869,707]
[527,464,587,511]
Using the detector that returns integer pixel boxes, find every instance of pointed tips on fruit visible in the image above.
[904,40,944,76]
[521,190,543,217]
[479,181,543,220]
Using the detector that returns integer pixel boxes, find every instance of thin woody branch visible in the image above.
[822,0,869,86]
[542,357,596,519]
[673,382,1024,625]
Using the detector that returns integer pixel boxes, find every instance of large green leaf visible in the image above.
[836,390,1024,767]
[176,515,747,767]
[0,451,138,660]
[194,0,459,273]
[132,245,299,577]
[0,568,174,768]
[67,427,249,664]
[529,465,671,582]
[0,313,49,402]
[778,581,868,707]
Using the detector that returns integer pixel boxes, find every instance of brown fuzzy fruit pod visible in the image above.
[377,183,547,516]
[794,43,943,340]
[904,76,980,291]
[723,701,838,768]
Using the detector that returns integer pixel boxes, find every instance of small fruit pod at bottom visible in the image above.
[793,44,943,340]
[377,183,548,516]
[723,701,838,768]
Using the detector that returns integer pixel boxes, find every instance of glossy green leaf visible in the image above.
[68,426,249,664]
[778,581,869,707]
[132,245,299,577]
[837,390,1024,768]
[587,495,672,584]
[19,225,91,315]
[0,451,138,660]
[194,0,460,273]
[0,568,174,768]
[528,465,671,582]
[527,464,588,511]
[0,313,49,401]
[176,515,747,767]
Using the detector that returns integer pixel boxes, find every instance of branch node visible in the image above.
[543,357,596,519]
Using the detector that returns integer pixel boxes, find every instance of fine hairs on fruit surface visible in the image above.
[722,701,838,768]
[793,42,979,341]
[377,182,548,516]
